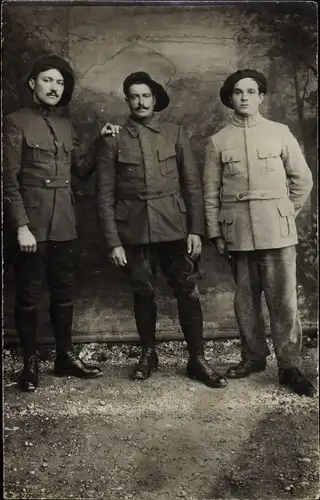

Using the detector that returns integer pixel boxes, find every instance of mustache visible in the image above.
[46,92,59,97]
[135,105,149,110]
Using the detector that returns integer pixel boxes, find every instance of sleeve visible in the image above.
[96,136,122,248]
[70,126,100,180]
[176,126,204,236]
[3,115,30,229]
[281,125,313,215]
[202,136,223,239]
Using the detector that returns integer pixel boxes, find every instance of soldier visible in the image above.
[3,54,119,392]
[96,71,227,388]
[203,69,315,397]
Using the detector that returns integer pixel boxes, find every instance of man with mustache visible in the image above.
[3,54,119,392]
[203,69,315,397]
[96,71,227,388]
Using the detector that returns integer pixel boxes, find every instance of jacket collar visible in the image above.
[29,101,56,117]
[232,112,263,128]
[124,114,161,136]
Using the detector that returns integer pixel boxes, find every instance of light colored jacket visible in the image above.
[203,113,313,251]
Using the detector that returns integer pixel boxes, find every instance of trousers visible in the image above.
[230,245,302,368]
[123,239,204,355]
[14,239,78,309]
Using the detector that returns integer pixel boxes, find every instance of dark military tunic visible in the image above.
[3,103,97,241]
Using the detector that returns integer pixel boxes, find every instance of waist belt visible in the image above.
[118,188,179,201]
[20,176,71,188]
[221,189,287,202]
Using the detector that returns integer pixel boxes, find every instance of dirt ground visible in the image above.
[3,338,319,500]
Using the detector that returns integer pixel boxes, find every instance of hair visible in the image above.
[232,77,265,95]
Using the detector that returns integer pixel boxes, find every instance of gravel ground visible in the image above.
[3,338,319,500]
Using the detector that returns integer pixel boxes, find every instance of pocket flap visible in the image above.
[157,146,176,161]
[118,150,140,164]
[218,211,234,224]
[115,203,129,221]
[176,195,187,213]
[277,199,295,217]
[221,149,243,163]
[25,136,52,151]
[257,145,281,159]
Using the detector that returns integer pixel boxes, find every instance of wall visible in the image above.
[3,4,317,344]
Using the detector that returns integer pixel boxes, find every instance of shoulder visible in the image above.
[259,117,288,132]
[210,123,234,143]
[4,108,31,127]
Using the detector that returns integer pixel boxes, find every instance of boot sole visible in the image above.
[54,370,103,379]
[227,367,266,379]
[187,371,228,388]
[279,381,315,397]
[132,365,158,381]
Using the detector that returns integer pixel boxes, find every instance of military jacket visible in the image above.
[203,113,313,251]
[96,115,204,248]
[3,104,98,241]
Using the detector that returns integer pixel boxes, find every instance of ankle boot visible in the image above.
[132,348,159,380]
[50,303,102,378]
[14,306,39,392]
[132,293,158,380]
[19,353,39,392]
[178,296,227,389]
[227,359,267,379]
[279,367,315,397]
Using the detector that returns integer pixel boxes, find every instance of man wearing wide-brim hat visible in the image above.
[96,71,227,388]
[203,69,315,396]
[3,54,119,392]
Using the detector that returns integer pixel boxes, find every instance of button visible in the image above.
[229,156,233,161]
[66,180,69,184]
[238,193,243,199]
[46,179,51,184]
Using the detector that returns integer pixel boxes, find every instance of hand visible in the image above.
[211,236,229,259]
[17,225,37,252]
[100,123,121,137]
[187,234,202,260]
[109,246,127,267]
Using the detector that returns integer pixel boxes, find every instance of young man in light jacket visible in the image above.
[203,69,315,397]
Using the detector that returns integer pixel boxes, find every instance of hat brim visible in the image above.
[149,80,170,111]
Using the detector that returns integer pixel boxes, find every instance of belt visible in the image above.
[221,189,288,202]
[20,176,71,188]
[118,188,179,201]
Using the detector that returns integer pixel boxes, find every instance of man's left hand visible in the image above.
[100,123,121,137]
[187,234,202,260]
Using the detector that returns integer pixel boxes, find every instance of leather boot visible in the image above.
[178,296,227,388]
[19,353,39,392]
[279,367,315,397]
[50,303,102,378]
[14,306,39,392]
[132,294,159,380]
[132,348,159,380]
[227,359,267,379]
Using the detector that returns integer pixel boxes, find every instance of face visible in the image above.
[126,83,155,119]
[230,77,264,116]
[29,68,64,106]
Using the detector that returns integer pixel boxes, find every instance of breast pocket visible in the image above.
[158,146,177,176]
[63,137,74,162]
[257,145,283,172]
[25,136,53,163]
[221,149,244,175]
[117,150,141,179]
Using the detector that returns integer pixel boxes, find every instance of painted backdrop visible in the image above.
[3,3,318,344]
